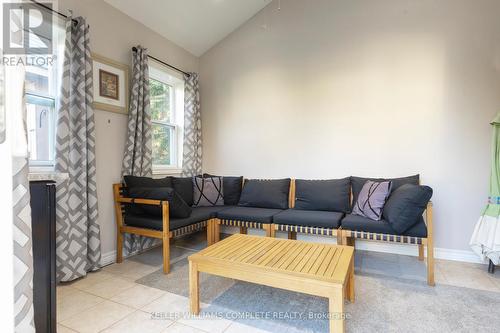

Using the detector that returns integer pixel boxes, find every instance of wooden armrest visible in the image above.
[117,197,169,207]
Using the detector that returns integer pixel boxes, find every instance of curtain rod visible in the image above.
[29,0,78,23]
[132,47,190,77]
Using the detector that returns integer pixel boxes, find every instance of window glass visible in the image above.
[150,78,171,123]
[152,123,173,166]
[25,15,65,168]
[149,64,184,172]
[26,95,55,162]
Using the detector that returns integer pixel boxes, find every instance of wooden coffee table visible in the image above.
[188,234,354,333]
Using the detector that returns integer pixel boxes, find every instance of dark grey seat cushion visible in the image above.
[217,206,284,224]
[172,177,194,206]
[238,179,290,209]
[124,206,232,231]
[273,209,343,229]
[294,178,350,213]
[341,214,427,238]
[351,175,420,210]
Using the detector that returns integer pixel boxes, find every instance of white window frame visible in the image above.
[149,61,185,175]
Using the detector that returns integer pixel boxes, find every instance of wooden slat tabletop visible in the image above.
[191,234,354,284]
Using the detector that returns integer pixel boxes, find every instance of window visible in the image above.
[26,61,57,166]
[149,63,184,174]
[25,17,65,169]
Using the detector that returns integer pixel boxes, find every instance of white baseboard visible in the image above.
[100,250,116,267]
[100,228,486,267]
[434,247,487,264]
[352,239,486,264]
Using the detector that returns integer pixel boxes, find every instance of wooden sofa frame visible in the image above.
[208,179,435,286]
[114,178,434,285]
[113,184,216,274]
[339,201,434,285]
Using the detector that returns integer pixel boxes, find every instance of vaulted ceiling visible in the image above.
[104,0,272,56]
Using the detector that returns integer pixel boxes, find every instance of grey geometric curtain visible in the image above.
[121,46,152,177]
[55,16,101,282]
[121,46,155,255]
[182,73,202,176]
[10,63,35,332]
[13,150,34,333]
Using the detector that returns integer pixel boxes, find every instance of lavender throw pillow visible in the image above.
[352,180,392,221]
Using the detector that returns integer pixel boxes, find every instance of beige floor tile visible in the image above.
[57,284,79,303]
[78,276,136,298]
[60,300,135,333]
[434,264,449,285]
[141,292,190,317]
[162,322,208,333]
[111,284,166,309]
[437,260,500,292]
[487,272,500,290]
[69,270,115,291]
[177,313,232,333]
[101,310,174,333]
[102,260,160,280]
[57,290,106,322]
[57,324,78,333]
[223,321,272,333]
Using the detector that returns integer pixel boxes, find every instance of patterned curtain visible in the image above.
[55,16,101,282]
[182,73,202,176]
[121,46,156,255]
[9,61,35,332]
[122,46,152,177]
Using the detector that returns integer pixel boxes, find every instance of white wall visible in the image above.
[58,0,199,258]
[200,0,500,252]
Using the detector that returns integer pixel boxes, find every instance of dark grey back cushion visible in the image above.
[238,179,290,209]
[203,174,243,205]
[123,176,173,215]
[222,176,243,205]
[123,175,172,189]
[172,177,194,206]
[351,175,419,210]
[127,187,192,218]
[294,178,350,212]
[383,184,433,234]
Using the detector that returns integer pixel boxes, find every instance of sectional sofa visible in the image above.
[113,175,435,286]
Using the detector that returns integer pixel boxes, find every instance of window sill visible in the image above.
[153,167,183,176]
[29,165,54,173]
[28,170,69,183]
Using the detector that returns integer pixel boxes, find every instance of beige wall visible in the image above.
[58,0,199,258]
[200,0,500,252]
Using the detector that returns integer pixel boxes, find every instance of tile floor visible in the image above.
[57,233,500,333]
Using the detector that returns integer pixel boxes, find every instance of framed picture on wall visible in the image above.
[92,53,129,114]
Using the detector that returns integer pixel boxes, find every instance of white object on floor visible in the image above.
[470,214,500,265]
